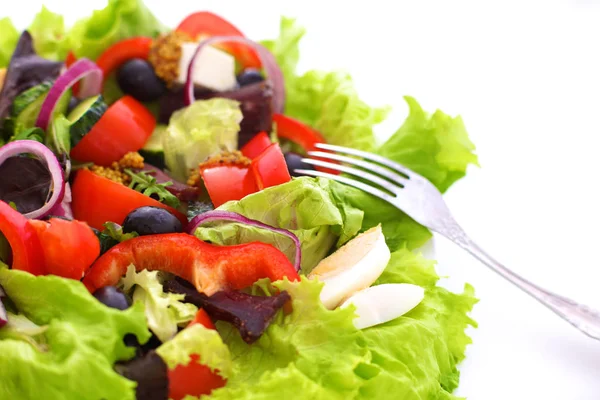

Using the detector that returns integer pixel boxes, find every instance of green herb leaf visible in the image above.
[10,127,44,143]
[45,113,71,155]
[124,169,180,208]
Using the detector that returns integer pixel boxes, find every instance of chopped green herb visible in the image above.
[124,169,180,208]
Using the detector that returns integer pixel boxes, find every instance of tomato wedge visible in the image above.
[70,96,156,166]
[251,143,291,190]
[176,11,260,69]
[82,233,299,295]
[95,37,153,79]
[71,169,186,231]
[201,166,258,208]
[0,201,45,275]
[240,131,271,159]
[28,218,100,280]
[168,309,226,400]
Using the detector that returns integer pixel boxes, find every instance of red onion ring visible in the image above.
[185,36,284,113]
[0,284,7,328]
[0,140,65,219]
[36,58,102,131]
[187,210,301,272]
[49,182,73,219]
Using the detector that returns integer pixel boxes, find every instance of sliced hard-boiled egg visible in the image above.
[175,42,237,92]
[308,225,391,309]
[341,283,425,329]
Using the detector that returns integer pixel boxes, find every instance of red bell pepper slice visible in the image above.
[201,166,258,208]
[272,114,326,152]
[95,37,153,80]
[251,143,291,190]
[82,233,299,295]
[71,169,186,231]
[0,202,45,275]
[168,309,226,400]
[28,218,100,280]
[176,11,261,69]
[240,131,271,159]
[70,96,156,166]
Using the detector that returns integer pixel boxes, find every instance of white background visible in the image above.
[6,1,600,399]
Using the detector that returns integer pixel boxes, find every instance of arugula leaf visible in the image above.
[125,169,180,208]
[103,221,138,242]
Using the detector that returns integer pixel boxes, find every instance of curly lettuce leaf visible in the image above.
[120,265,197,343]
[323,178,432,251]
[194,177,363,272]
[67,0,166,60]
[157,324,232,377]
[0,267,151,400]
[0,18,18,68]
[164,98,243,181]
[207,248,476,400]
[28,6,68,61]
[379,96,479,193]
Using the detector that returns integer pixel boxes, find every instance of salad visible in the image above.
[0,1,479,399]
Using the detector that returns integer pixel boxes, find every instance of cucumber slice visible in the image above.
[139,124,167,169]
[67,95,107,146]
[11,81,52,117]
[10,81,71,137]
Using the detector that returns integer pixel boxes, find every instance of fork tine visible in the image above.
[315,143,415,178]
[307,151,409,184]
[294,169,396,204]
[301,158,402,194]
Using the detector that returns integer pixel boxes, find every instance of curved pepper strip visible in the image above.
[82,233,299,295]
[0,201,45,275]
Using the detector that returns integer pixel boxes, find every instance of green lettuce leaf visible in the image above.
[194,177,363,272]
[262,18,389,151]
[156,324,232,377]
[0,18,19,68]
[207,248,476,399]
[324,179,432,251]
[379,96,479,193]
[28,6,68,61]
[66,0,166,60]
[163,98,243,181]
[0,267,151,400]
[119,265,197,343]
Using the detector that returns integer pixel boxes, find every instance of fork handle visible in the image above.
[455,236,600,340]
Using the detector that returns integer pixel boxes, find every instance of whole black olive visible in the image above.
[116,59,167,102]
[122,206,183,236]
[284,152,315,177]
[93,286,132,310]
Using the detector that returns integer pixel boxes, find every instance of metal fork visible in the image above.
[297,142,600,341]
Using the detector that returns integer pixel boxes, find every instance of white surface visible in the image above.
[6,1,600,399]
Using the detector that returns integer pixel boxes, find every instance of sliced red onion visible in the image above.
[187,210,301,272]
[49,182,73,219]
[0,284,7,328]
[36,58,102,131]
[185,36,284,114]
[0,140,65,219]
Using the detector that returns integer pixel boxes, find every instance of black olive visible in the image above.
[93,286,132,310]
[236,69,264,86]
[122,206,183,236]
[284,152,315,177]
[116,59,167,102]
